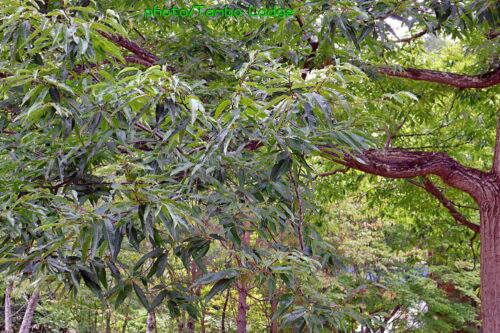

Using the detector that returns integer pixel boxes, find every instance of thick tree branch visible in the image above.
[97,30,159,65]
[377,67,500,89]
[408,177,480,233]
[322,148,489,200]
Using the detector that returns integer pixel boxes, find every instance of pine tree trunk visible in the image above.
[4,282,14,333]
[479,197,500,333]
[19,287,40,333]
[146,310,156,333]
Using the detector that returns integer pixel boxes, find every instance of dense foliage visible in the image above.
[0,0,498,332]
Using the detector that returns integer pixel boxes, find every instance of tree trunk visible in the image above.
[121,316,129,333]
[105,310,111,333]
[187,262,200,333]
[146,310,156,333]
[4,282,14,333]
[479,197,500,333]
[221,289,230,333]
[19,286,40,333]
[236,222,252,333]
[236,281,249,333]
[270,296,278,333]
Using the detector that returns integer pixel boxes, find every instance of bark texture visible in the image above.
[270,296,278,333]
[19,287,40,333]
[236,282,249,333]
[236,222,252,333]
[479,190,500,333]
[377,67,500,89]
[146,310,156,333]
[4,282,14,333]
[323,145,500,331]
[96,31,159,65]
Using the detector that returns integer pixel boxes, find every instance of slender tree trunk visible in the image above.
[236,222,252,333]
[121,316,129,333]
[105,310,111,333]
[269,296,278,333]
[146,310,156,333]
[236,281,249,333]
[121,299,131,333]
[93,306,97,332]
[187,262,199,333]
[200,305,206,333]
[479,197,500,333]
[4,282,14,333]
[18,286,40,333]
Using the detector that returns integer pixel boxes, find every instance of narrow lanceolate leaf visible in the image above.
[205,278,235,303]
[270,155,293,181]
[150,290,168,309]
[194,269,238,286]
[133,283,149,310]
[133,248,164,270]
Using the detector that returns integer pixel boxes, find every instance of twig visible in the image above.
[313,168,350,180]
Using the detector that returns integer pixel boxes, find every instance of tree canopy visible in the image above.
[0,0,499,332]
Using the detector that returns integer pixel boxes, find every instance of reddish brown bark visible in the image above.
[323,148,486,198]
[269,296,278,333]
[409,177,479,232]
[96,31,159,65]
[187,262,200,333]
[236,221,252,333]
[377,67,500,89]
[322,143,500,331]
[479,194,500,333]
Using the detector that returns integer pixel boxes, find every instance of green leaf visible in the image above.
[194,269,238,286]
[215,100,231,118]
[205,278,235,303]
[150,290,168,309]
[133,248,164,270]
[270,155,293,181]
[133,283,150,310]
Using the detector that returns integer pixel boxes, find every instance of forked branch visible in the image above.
[408,177,480,233]
[322,148,489,200]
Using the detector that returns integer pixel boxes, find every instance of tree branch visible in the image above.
[487,29,500,40]
[322,148,489,200]
[97,30,159,65]
[313,168,349,180]
[393,29,428,43]
[408,177,480,233]
[73,55,154,74]
[377,67,500,89]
